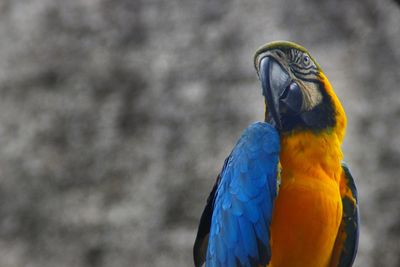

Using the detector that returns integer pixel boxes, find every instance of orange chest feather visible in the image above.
[267,132,344,267]
[269,177,342,267]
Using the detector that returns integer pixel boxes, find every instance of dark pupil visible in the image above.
[304,55,309,64]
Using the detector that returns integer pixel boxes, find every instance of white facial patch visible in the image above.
[297,79,323,111]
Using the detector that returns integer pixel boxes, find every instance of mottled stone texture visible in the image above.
[0,0,399,266]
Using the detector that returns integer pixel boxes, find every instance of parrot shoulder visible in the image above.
[193,122,280,267]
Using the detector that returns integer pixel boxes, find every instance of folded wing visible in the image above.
[193,122,280,267]
[330,163,359,267]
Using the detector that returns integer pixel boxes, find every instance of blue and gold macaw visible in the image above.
[193,41,359,267]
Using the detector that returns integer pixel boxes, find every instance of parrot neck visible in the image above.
[279,131,343,184]
[278,73,346,184]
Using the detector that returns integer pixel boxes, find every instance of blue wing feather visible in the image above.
[338,163,359,267]
[205,122,280,267]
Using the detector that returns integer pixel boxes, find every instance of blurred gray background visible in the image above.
[0,0,399,266]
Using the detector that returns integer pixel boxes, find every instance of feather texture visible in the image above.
[203,122,279,267]
[329,163,359,267]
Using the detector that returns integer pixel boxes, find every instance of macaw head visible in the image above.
[254,41,346,141]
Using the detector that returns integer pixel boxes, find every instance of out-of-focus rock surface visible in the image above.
[0,0,399,266]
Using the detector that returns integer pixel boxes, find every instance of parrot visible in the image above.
[193,41,359,267]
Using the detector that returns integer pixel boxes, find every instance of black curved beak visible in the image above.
[259,56,303,129]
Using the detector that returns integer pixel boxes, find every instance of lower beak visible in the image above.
[259,56,303,129]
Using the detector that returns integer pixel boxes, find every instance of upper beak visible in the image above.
[259,56,303,129]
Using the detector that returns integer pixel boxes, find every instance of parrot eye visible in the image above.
[303,55,310,65]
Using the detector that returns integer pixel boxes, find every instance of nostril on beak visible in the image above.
[279,82,303,115]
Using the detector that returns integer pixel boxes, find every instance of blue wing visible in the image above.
[193,122,280,267]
